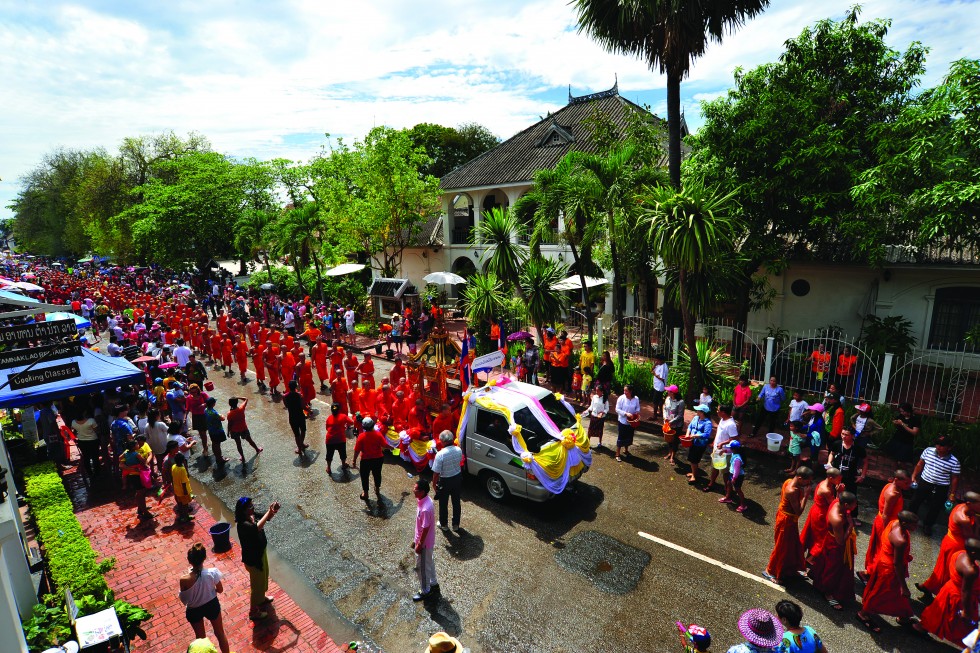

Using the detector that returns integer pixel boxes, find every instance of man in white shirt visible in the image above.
[283,308,296,335]
[173,339,193,368]
[431,431,464,531]
[652,353,668,419]
[344,308,355,337]
[704,404,738,493]
[106,336,124,357]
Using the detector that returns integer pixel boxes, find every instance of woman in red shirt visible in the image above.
[353,417,389,504]
[226,397,262,463]
[325,403,354,477]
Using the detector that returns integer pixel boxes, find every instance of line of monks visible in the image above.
[763,466,980,644]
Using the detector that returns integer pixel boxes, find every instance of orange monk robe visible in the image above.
[351,387,378,418]
[344,355,359,384]
[258,328,269,347]
[358,359,376,388]
[248,320,261,343]
[431,413,457,445]
[330,377,350,414]
[312,342,329,384]
[922,503,973,594]
[801,480,835,556]
[284,335,294,352]
[280,351,296,385]
[217,313,228,333]
[919,551,980,644]
[299,361,316,404]
[864,482,904,575]
[192,328,204,352]
[301,326,321,342]
[253,344,266,381]
[235,340,249,375]
[392,397,412,430]
[268,330,282,347]
[210,333,223,361]
[329,348,344,381]
[861,520,914,618]
[765,479,806,581]
[376,388,396,422]
[389,362,406,387]
[221,338,234,368]
[807,500,857,603]
[408,405,430,435]
[266,349,281,389]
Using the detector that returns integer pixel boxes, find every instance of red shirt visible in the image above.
[227,406,247,432]
[325,413,354,445]
[354,428,387,460]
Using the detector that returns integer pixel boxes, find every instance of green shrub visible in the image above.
[22,463,151,652]
[611,358,654,398]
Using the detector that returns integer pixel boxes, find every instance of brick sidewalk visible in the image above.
[65,471,344,653]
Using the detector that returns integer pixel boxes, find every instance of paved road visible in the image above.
[187,359,960,653]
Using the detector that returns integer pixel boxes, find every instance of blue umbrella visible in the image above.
[46,311,92,329]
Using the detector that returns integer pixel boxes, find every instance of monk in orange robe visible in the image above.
[764,468,812,583]
[266,347,281,396]
[808,491,858,609]
[344,350,359,385]
[392,390,412,431]
[376,382,395,423]
[358,353,376,389]
[298,354,316,407]
[801,468,843,560]
[221,336,234,372]
[389,358,406,387]
[408,397,430,436]
[861,471,910,580]
[351,379,377,419]
[253,343,267,391]
[917,542,980,644]
[235,336,249,381]
[430,403,457,446]
[313,340,329,388]
[281,349,296,386]
[917,492,980,597]
[210,332,223,366]
[858,512,918,630]
[329,344,344,381]
[330,368,350,414]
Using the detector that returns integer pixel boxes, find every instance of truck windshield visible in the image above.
[513,408,551,453]
[537,393,577,431]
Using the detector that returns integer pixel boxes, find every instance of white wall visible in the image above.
[748,263,980,344]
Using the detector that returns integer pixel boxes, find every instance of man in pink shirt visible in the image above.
[412,479,438,601]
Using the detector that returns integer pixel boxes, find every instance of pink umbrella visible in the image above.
[158,362,179,369]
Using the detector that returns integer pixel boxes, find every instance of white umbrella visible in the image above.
[324,263,366,277]
[9,281,44,292]
[423,271,467,285]
[552,275,608,291]
[260,283,274,290]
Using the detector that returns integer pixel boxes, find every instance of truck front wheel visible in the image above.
[481,471,509,501]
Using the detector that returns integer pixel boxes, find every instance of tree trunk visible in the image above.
[292,256,306,294]
[610,230,625,373]
[569,241,594,344]
[667,74,682,191]
[678,269,704,401]
[238,257,247,277]
[264,253,274,289]
[311,252,324,303]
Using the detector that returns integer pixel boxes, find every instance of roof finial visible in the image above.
[613,73,618,93]
[568,84,572,103]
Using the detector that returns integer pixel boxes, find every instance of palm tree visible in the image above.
[233,208,274,285]
[514,155,604,343]
[460,272,506,325]
[519,257,570,337]
[473,207,528,300]
[279,203,327,301]
[568,145,656,369]
[643,181,739,396]
[573,0,771,189]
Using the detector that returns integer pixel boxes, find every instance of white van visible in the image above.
[459,381,588,502]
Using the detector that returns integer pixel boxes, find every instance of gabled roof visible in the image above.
[405,214,443,248]
[440,83,671,191]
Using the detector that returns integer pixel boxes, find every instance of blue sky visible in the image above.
[1,0,978,222]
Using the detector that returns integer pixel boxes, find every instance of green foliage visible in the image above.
[406,122,500,178]
[519,257,569,332]
[474,208,528,292]
[671,339,739,400]
[21,463,153,651]
[460,273,506,325]
[859,315,917,360]
[611,358,654,398]
[687,8,928,270]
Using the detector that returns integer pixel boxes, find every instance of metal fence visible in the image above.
[886,344,980,421]
[602,315,671,362]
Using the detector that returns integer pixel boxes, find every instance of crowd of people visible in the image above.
[6,257,980,652]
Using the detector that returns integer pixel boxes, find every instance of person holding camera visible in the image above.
[235,496,280,621]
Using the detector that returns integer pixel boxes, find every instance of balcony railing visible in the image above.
[451,227,472,245]
[518,231,562,246]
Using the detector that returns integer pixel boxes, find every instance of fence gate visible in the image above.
[604,316,669,362]
[697,323,767,381]
[769,336,880,402]
[888,345,980,422]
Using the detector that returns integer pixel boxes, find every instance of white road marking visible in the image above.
[637,531,786,593]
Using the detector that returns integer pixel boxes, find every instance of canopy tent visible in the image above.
[43,311,91,329]
[0,289,40,306]
[0,348,144,409]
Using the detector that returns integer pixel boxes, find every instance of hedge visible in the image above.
[23,463,114,600]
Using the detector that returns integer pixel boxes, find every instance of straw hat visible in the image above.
[736,609,784,649]
[426,632,463,653]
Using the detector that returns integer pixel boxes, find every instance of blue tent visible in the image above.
[0,348,144,408]
[0,289,40,305]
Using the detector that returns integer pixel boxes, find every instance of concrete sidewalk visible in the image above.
[65,470,346,653]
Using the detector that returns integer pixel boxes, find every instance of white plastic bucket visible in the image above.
[766,433,784,452]
[711,452,729,469]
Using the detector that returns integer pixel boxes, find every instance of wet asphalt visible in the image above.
[187,357,961,653]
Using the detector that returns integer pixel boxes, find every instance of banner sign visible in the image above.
[0,319,77,345]
[8,362,81,390]
[472,350,505,372]
[0,342,82,370]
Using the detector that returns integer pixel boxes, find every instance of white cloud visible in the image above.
[1,0,978,221]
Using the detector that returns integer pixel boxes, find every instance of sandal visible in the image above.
[615,456,622,462]
[856,613,881,632]
[719,497,733,504]
[827,599,844,612]
[736,505,747,513]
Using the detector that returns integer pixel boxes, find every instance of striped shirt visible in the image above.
[920,447,961,486]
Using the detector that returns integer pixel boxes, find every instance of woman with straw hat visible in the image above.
[726,608,784,652]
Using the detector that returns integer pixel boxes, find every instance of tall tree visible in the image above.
[519,257,570,338]
[643,181,739,396]
[407,122,500,178]
[473,207,529,301]
[686,8,928,324]
[573,0,770,189]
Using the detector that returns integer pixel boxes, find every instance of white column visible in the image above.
[764,336,775,382]
[877,352,895,405]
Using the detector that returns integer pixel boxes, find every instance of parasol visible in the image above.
[260,283,274,290]
[10,281,44,292]
[132,355,157,364]
[506,331,534,341]
[551,275,608,291]
[21,273,37,280]
[423,271,467,285]
[45,311,91,329]
[158,362,179,369]
[324,262,366,277]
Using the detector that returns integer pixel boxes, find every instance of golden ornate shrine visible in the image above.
[407,315,462,409]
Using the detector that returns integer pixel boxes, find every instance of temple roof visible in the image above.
[440,84,676,191]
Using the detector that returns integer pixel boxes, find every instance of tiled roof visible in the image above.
[440,86,666,191]
[368,278,412,298]
[406,214,443,248]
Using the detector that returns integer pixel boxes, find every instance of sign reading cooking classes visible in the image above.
[0,319,77,345]
[7,362,81,390]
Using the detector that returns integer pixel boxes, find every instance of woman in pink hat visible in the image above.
[726,608,784,652]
